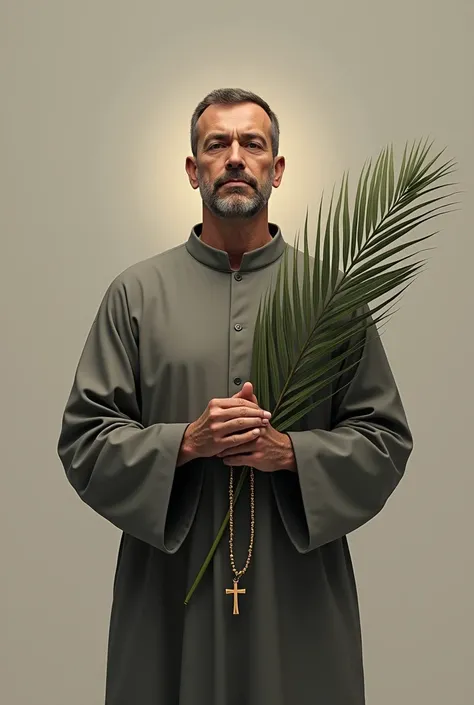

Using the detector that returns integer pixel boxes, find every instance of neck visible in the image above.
[199,206,273,270]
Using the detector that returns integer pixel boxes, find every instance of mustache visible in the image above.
[215,174,256,190]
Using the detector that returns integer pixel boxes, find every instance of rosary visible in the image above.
[225,465,255,615]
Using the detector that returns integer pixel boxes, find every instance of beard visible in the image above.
[197,166,275,219]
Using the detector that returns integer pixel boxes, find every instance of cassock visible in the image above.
[57,222,413,705]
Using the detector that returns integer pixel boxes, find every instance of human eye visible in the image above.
[247,141,262,150]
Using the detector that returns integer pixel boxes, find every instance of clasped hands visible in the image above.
[182,381,297,472]
[216,382,296,472]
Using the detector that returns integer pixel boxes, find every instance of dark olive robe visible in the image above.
[57,222,413,705]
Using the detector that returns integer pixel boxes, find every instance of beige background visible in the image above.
[2,1,472,703]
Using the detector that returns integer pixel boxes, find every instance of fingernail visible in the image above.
[262,418,269,425]
[263,411,272,418]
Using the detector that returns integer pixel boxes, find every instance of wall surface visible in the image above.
[2,1,473,703]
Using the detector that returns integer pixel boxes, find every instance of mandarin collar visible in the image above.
[185,222,287,273]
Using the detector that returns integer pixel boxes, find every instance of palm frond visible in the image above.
[251,139,457,430]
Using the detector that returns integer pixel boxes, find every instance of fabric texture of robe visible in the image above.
[57,222,413,705]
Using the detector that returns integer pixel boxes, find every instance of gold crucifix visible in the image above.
[226,581,246,615]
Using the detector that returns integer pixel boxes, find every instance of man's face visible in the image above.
[189,102,282,219]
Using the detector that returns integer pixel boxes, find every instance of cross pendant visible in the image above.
[225,580,246,615]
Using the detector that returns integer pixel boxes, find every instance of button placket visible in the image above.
[230,271,246,392]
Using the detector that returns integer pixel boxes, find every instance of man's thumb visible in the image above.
[232,381,257,402]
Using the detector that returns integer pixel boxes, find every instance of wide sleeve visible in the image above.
[271,311,413,553]
[56,275,203,553]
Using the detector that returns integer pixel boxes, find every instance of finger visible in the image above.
[217,428,260,448]
[218,440,258,457]
[232,391,258,405]
[217,408,271,425]
[214,421,266,442]
[215,398,262,411]
[232,380,252,390]
[224,405,269,417]
[238,383,259,406]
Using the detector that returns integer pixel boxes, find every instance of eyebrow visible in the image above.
[202,131,268,148]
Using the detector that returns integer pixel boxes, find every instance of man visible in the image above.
[57,88,413,705]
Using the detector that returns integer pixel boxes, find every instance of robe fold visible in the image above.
[57,222,413,705]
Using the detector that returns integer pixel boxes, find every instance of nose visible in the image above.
[225,141,245,171]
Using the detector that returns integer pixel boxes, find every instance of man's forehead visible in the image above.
[199,103,271,135]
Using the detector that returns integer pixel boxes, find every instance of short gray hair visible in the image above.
[190,88,280,158]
